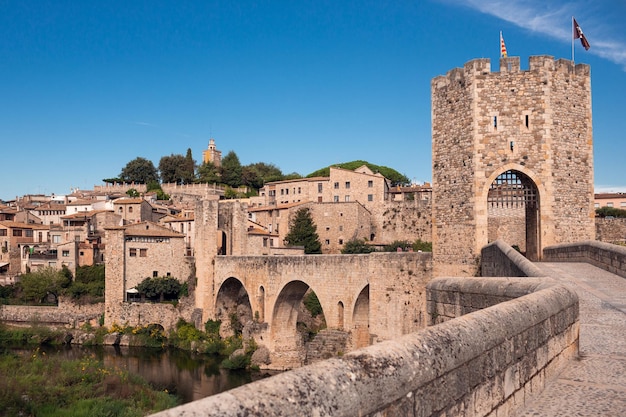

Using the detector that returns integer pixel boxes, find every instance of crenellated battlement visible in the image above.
[432,56,590,91]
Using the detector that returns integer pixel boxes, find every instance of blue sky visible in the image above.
[1,0,625,201]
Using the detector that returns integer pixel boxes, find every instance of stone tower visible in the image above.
[202,138,222,166]
[431,56,594,276]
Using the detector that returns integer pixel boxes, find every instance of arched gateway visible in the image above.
[431,56,595,275]
[487,170,540,261]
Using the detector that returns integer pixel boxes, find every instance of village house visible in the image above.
[113,198,154,224]
[595,192,626,210]
[104,221,191,302]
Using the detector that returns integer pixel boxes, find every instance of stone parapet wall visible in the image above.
[543,240,626,279]
[104,296,197,331]
[0,298,103,328]
[595,217,626,244]
[151,275,578,417]
[481,240,544,277]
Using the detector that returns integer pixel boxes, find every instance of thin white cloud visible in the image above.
[443,0,626,69]
[134,121,158,127]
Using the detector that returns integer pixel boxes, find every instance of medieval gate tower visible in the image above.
[431,56,595,276]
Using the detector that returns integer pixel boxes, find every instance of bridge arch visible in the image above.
[481,165,544,261]
[270,280,328,368]
[215,277,253,337]
[352,284,370,348]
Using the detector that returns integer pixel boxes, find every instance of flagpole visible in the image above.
[571,16,575,63]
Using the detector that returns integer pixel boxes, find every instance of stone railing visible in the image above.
[481,239,543,277]
[543,240,626,279]
[151,275,578,417]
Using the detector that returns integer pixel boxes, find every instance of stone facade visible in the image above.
[193,197,433,369]
[432,56,594,276]
[151,273,578,417]
[104,221,192,327]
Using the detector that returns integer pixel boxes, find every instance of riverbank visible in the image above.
[0,325,178,417]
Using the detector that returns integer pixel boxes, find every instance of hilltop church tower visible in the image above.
[202,138,222,167]
[431,56,595,276]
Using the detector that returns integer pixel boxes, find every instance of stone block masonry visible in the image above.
[432,56,594,276]
[150,274,578,417]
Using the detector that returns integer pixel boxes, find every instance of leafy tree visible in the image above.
[120,157,159,184]
[158,154,188,184]
[197,161,220,184]
[220,151,243,187]
[341,238,375,254]
[102,177,123,184]
[283,172,303,181]
[147,181,170,200]
[126,188,140,197]
[136,276,182,302]
[307,160,410,186]
[67,265,105,301]
[244,162,285,187]
[596,207,626,218]
[303,290,322,318]
[241,166,263,190]
[17,267,71,304]
[285,207,322,254]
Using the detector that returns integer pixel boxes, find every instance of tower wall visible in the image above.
[431,56,594,276]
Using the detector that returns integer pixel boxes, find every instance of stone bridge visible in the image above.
[153,240,626,417]
[200,252,432,369]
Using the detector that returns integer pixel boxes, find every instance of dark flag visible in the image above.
[573,17,591,50]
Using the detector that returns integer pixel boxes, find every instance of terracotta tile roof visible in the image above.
[0,221,49,230]
[33,202,67,211]
[122,222,184,238]
[66,199,95,206]
[595,193,626,199]
[113,198,145,205]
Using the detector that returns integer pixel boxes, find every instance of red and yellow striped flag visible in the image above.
[500,31,507,58]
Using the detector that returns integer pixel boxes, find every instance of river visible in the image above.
[35,344,277,404]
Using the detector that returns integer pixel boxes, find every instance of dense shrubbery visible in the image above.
[0,341,177,416]
[135,276,186,303]
[341,238,375,254]
[0,265,106,306]
[382,239,432,252]
[596,206,626,218]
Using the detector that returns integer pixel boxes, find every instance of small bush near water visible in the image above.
[0,347,177,417]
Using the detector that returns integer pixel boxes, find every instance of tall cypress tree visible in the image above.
[285,208,322,254]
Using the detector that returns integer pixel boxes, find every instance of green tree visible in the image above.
[197,161,221,184]
[126,188,140,197]
[220,151,243,187]
[158,154,188,184]
[183,148,196,184]
[341,238,375,254]
[147,181,170,200]
[120,157,159,184]
[136,277,182,302]
[285,208,322,254]
[17,267,71,304]
[243,162,285,188]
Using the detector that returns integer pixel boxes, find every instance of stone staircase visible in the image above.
[304,329,350,365]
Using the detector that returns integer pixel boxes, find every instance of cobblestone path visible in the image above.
[514,262,626,416]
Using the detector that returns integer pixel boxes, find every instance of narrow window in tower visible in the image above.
[493,116,498,129]
[525,114,529,128]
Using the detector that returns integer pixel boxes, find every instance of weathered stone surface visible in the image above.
[150,275,578,417]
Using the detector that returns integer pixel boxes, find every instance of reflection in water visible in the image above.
[35,345,276,404]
